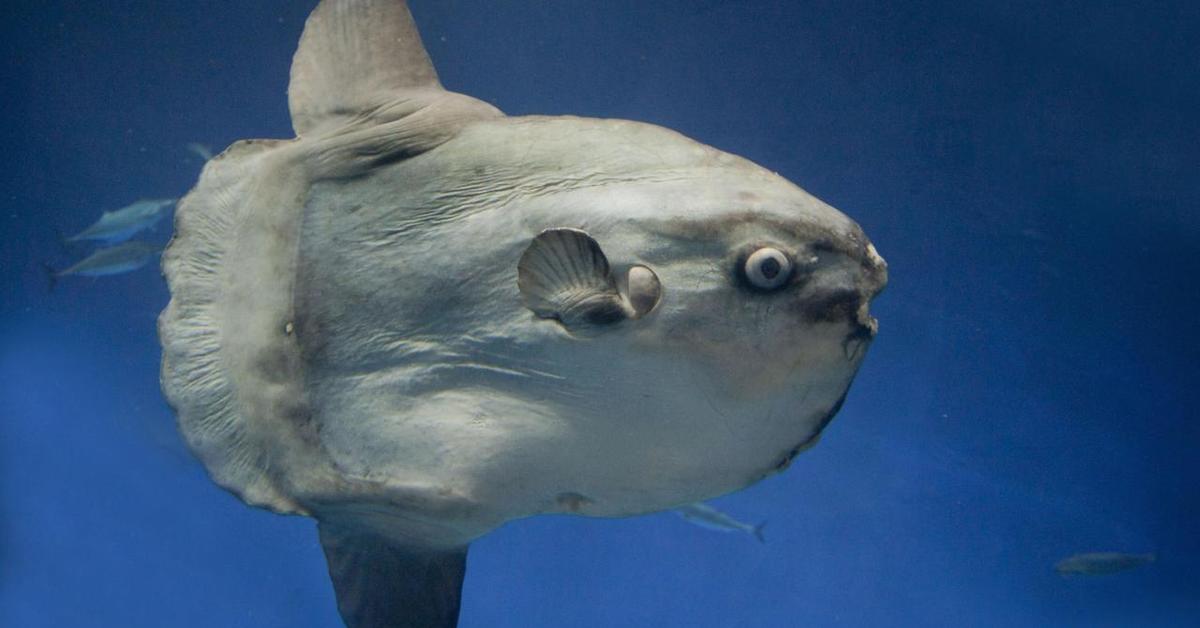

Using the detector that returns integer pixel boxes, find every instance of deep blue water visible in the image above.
[2,1,1198,626]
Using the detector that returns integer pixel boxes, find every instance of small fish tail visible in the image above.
[753,521,767,544]
[42,263,59,292]
[56,227,78,248]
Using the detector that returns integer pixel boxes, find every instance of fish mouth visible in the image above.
[844,239,886,361]
[843,316,875,361]
[795,286,878,363]
[843,270,881,361]
[798,235,886,327]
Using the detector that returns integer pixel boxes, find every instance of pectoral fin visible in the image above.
[318,523,469,628]
[518,228,628,327]
[518,228,662,329]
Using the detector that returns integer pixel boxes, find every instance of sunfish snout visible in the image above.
[802,232,885,362]
[856,240,888,330]
[862,241,888,298]
[794,232,887,326]
[843,238,887,360]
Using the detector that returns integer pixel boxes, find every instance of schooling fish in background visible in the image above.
[66,198,176,244]
[675,502,766,543]
[1055,552,1156,576]
[44,241,159,290]
[186,142,215,162]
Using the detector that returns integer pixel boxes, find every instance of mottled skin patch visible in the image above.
[555,492,594,513]
[646,211,884,331]
[646,211,873,265]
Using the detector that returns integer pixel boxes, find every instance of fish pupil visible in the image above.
[760,257,781,279]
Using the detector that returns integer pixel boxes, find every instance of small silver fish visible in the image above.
[1054,552,1155,576]
[67,198,176,244]
[186,142,215,161]
[675,503,766,543]
[46,241,159,289]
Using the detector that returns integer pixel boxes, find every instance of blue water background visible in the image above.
[2,1,1198,626]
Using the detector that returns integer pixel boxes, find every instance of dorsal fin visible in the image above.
[288,0,442,136]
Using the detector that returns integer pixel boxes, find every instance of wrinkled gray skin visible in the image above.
[287,115,887,542]
[159,0,886,602]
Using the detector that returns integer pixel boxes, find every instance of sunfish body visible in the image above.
[1055,552,1156,576]
[48,240,157,289]
[68,198,176,243]
[157,2,887,627]
[675,502,766,543]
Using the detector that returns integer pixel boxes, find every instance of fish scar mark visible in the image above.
[698,376,737,441]
[555,492,594,513]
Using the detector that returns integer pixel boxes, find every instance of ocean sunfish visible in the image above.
[675,502,766,543]
[67,198,176,243]
[157,1,888,627]
[1055,552,1156,576]
[47,241,158,289]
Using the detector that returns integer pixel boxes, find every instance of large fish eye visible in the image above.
[743,247,793,291]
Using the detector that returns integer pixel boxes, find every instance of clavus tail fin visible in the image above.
[318,523,469,628]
